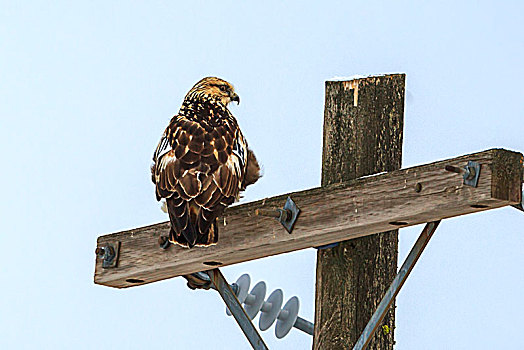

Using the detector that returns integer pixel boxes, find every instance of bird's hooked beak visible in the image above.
[230,92,240,105]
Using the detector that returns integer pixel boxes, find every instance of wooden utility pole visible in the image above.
[93,73,523,350]
[314,74,405,349]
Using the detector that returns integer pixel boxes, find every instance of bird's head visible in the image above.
[185,77,240,107]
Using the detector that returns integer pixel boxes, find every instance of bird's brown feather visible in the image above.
[151,77,260,248]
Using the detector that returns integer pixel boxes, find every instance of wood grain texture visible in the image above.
[315,74,404,350]
[94,149,522,289]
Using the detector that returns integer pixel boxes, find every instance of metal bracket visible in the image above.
[445,161,481,187]
[464,161,481,187]
[255,196,301,234]
[281,197,300,233]
[95,242,121,268]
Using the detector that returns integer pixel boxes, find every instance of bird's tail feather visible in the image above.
[167,197,197,248]
[167,198,220,248]
[196,219,218,246]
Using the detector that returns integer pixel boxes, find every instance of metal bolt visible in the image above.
[445,162,481,187]
[95,247,105,257]
[445,165,463,174]
[445,164,476,179]
[97,243,119,268]
[96,246,114,258]
[158,235,170,249]
[255,208,292,222]
[254,197,300,234]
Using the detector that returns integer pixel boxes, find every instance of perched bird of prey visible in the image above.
[152,77,261,250]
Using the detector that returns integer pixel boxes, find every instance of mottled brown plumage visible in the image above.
[152,77,260,249]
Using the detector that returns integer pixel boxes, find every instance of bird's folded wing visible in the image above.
[153,116,246,205]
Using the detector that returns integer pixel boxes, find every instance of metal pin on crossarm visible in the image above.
[254,196,300,233]
[444,161,481,187]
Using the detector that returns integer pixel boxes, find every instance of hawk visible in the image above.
[152,77,260,250]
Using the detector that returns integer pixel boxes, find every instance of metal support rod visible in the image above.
[353,221,441,350]
[294,316,314,335]
[206,269,269,350]
[255,208,291,221]
[254,196,301,234]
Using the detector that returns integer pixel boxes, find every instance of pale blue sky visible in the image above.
[1,1,523,349]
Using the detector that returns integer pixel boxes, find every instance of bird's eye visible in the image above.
[219,85,227,92]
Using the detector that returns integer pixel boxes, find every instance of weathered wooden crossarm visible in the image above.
[94,148,522,288]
